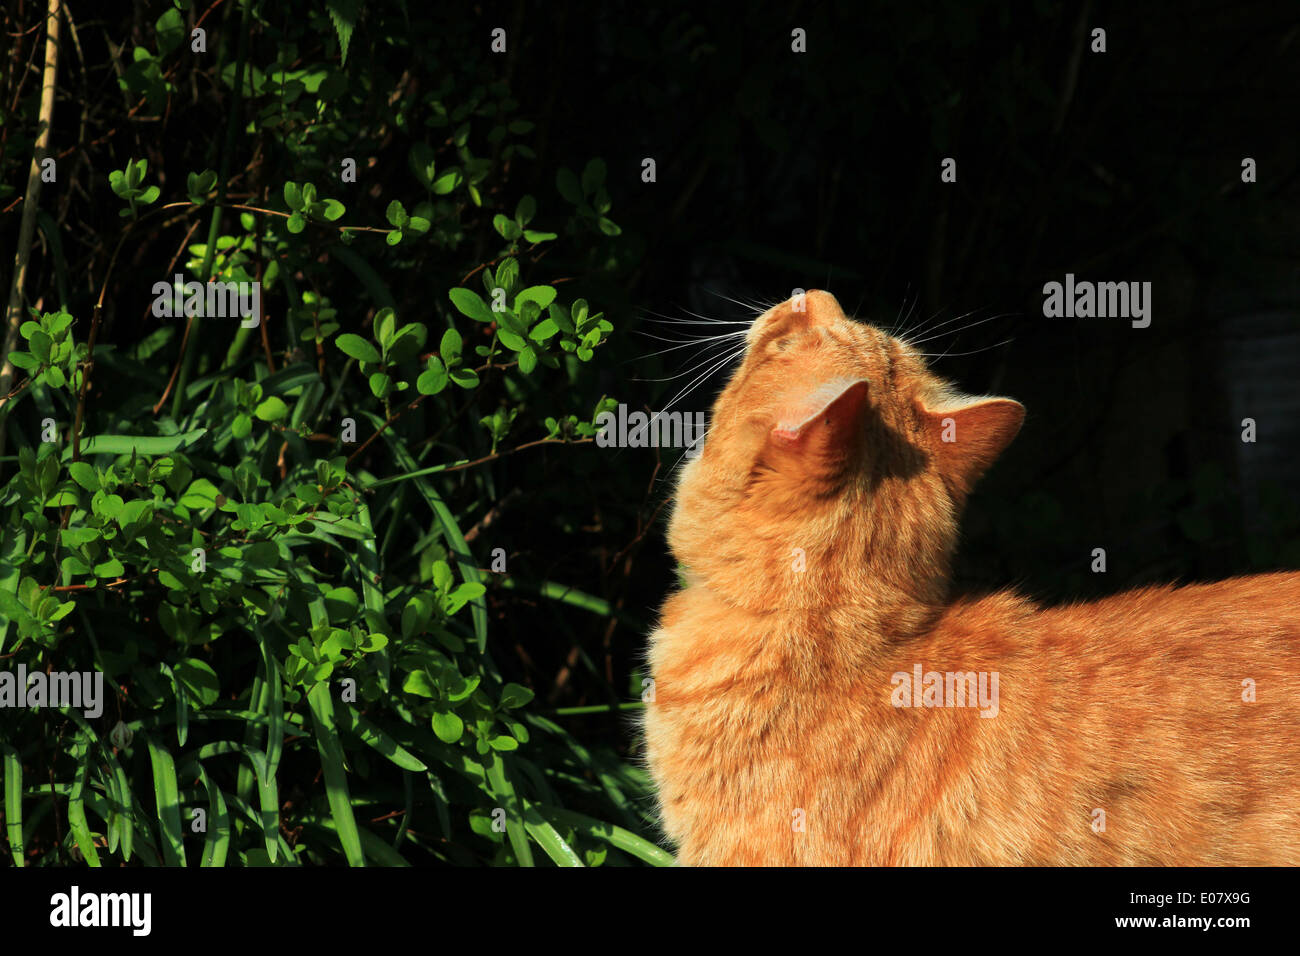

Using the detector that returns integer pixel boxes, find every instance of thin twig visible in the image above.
[0,0,60,475]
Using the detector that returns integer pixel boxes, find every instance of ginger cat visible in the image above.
[643,290,1300,866]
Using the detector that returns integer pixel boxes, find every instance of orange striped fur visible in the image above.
[643,290,1300,865]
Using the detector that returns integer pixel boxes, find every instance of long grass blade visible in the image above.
[307,680,365,866]
[538,805,675,866]
[144,734,186,866]
[484,752,533,866]
[1,745,24,865]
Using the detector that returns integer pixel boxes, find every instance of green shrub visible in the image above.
[0,0,666,867]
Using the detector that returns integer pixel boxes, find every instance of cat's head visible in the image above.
[668,290,1023,619]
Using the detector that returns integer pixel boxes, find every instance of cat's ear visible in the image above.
[767,378,871,467]
[916,393,1024,494]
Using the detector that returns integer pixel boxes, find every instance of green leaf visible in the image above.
[493,214,522,240]
[28,330,52,363]
[93,557,125,578]
[175,658,220,707]
[335,333,380,363]
[326,0,359,65]
[515,286,557,310]
[431,710,463,744]
[582,158,607,195]
[448,288,493,323]
[68,461,99,492]
[496,329,527,352]
[254,396,288,421]
[416,359,448,395]
[431,169,462,194]
[556,167,583,204]
[440,328,463,363]
[449,367,480,389]
[500,683,535,709]
[517,346,537,374]
[179,478,221,509]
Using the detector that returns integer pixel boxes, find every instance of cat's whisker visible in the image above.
[661,342,747,412]
[639,309,753,327]
[660,352,742,413]
[906,312,1013,348]
[628,336,748,366]
[915,337,1015,360]
[901,306,982,344]
[891,291,929,342]
[897,304,940,344]
[642,318,752,328]
[702,289,774,315]
[632,328,749,348]
[633,340,751,381]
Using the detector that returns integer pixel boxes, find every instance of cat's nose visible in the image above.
[789,289,842,325]
[749,289,845,344]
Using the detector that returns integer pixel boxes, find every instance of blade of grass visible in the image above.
[67,755,102,867]
[536,805,675,867]
[307,680,365,866]
[426,771,452,841]
[521,801,583,866]
[222,790,298,865]
[196,767,231,867]
[339,708,427,772]
[353,502,392,690]
[254,627,284,862]
[159,662,189,747]
[63,707,137,861]
[1,744,24,865]
[144,733,186,866]
[484,751,533,866]
[181,741,278,862]
[308,817,410,866]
